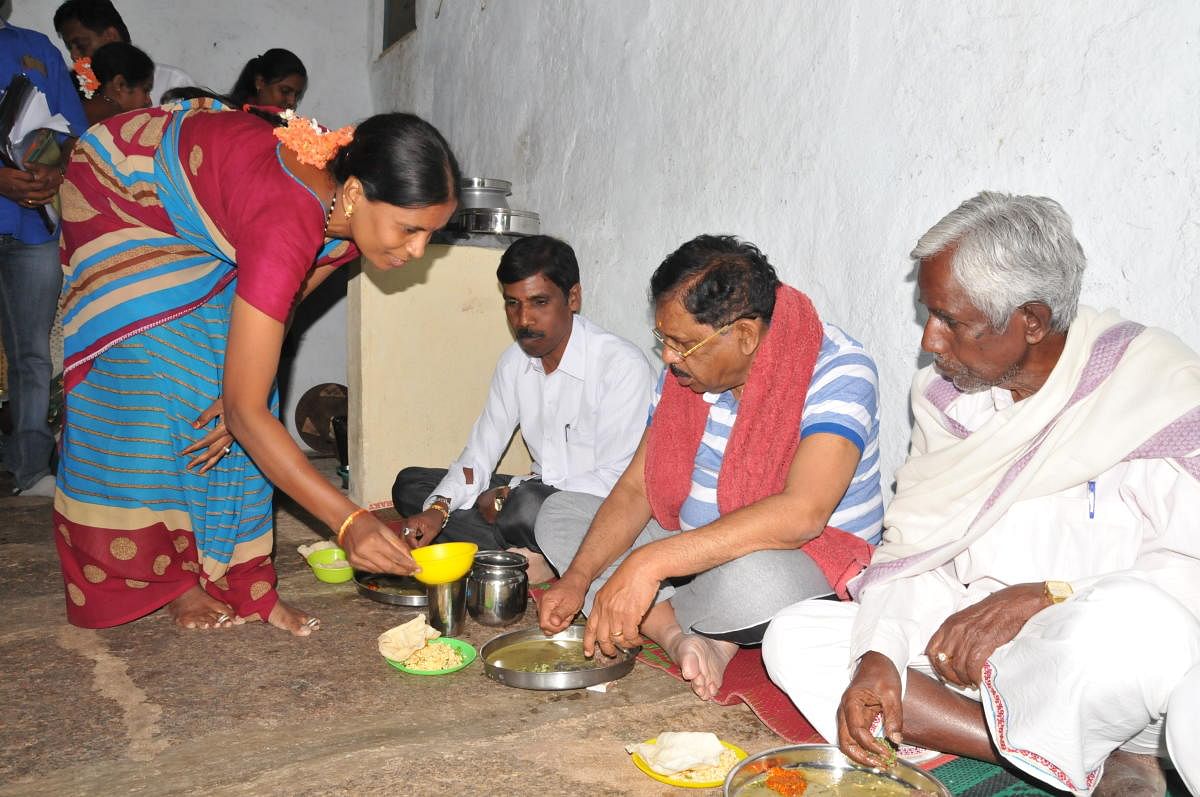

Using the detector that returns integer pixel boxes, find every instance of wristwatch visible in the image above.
[1044,580,1073,605]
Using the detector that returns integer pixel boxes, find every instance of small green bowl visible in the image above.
[385,638,477,675]
[307,547,354,584]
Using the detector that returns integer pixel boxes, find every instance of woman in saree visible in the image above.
[55,99,459,634]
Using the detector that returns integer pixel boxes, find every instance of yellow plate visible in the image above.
[629,738,748,789]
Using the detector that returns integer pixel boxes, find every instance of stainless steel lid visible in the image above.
[460,177,512,192]
[451,207,540,237]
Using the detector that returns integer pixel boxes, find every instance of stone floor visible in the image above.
[0,457,781,796]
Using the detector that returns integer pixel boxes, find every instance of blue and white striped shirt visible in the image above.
[649,323,883,543]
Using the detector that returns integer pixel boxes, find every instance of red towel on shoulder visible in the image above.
[644,284,872,597]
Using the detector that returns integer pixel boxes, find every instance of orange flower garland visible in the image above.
[72,57,100,99]
[273,109,354,169]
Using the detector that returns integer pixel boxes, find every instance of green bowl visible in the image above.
[307,547,354,584]
[385,638,477,675]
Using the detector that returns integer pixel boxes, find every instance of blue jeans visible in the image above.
[0,236,61,489]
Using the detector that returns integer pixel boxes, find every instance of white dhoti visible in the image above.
[1166,662,1200,795]
[763,574,1200,796]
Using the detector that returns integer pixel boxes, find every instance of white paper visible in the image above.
[7,87,73,145]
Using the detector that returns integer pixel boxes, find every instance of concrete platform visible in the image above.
[0,458,782,796]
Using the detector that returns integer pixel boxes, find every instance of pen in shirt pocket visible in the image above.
[564,423,570,443]
[1087,480,1095,519]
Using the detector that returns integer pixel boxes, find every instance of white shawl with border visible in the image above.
[852,306,1200,600]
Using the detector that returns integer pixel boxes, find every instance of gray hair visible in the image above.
[911,192,1086,332]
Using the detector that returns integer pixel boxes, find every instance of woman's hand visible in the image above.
[341,511,419,575]
[837,651,905,768]
[182,398,235,473]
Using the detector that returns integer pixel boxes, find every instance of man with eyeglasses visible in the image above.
[537,234,882,702]
[391,235,654,583]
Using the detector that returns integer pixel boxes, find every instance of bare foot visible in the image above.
[267,599,320,637]
[665,632,739,701]
[1094,750,1166,797]
[507,547,555,583]
[167,585,235,630]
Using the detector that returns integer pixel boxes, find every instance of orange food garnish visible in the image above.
[764,765,808,796]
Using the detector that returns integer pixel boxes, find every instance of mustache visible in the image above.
[669,364,691,380]
[516,328,543,340]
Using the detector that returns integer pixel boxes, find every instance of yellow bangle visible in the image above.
[337,508,370,547]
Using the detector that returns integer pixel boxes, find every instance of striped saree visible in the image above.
[54,99,356,627]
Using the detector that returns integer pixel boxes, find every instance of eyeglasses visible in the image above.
[652,322,735,359]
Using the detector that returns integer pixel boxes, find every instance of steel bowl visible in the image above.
[480,624,639,690]
[723,744,950,796]
[353,570,428,607]
[451,207,540,237]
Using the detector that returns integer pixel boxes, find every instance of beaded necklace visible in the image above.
[324,192,338,238]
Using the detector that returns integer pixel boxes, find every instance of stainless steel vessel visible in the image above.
[481,624,639,690]
[459,177,512,210]
[451,207,540,237]
[353,571,428,607]
[466,551,528,627]
[426,577,467,636]
[723,744,950,796]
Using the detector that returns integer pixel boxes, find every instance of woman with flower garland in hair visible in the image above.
[74,41,154,125]
[54,98,459,634]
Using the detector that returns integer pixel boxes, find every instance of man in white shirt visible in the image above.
[392,235,654,583]
[763,192,1200,796]
[53,0,195,103]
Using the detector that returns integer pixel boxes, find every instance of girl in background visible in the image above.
[228,48,307,111]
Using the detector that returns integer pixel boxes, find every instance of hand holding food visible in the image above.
[536,570,588,634]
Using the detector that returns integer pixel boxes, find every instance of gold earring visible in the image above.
[344,202,354,221]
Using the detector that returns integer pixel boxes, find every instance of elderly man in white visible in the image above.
[763,192,1200,796]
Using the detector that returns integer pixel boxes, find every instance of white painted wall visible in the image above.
[6,0,375,447]
[371,0,1200,492]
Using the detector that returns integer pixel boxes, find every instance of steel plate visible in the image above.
[354,570,428,607]
[724,744,950,796]
[480,624,638,690]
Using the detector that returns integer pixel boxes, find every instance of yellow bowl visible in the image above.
[411,542,478,585]
[307,547,354,584]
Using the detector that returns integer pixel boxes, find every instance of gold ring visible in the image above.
[611,630,624,637]
[936,651,950,663]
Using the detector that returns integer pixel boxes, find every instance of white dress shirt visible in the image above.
[427,314,654,512]
[153,62,194,103]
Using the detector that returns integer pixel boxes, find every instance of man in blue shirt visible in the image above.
[0,20,87,496]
